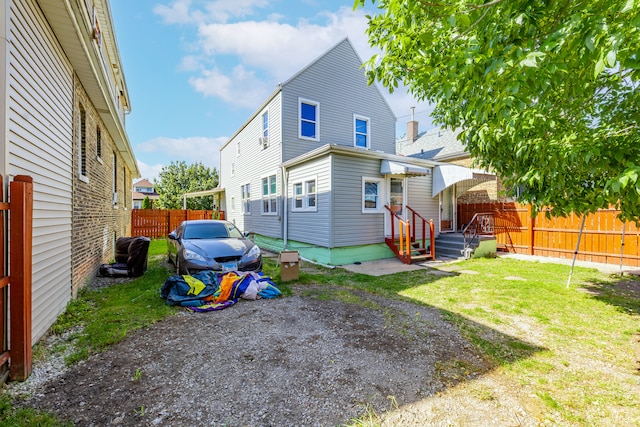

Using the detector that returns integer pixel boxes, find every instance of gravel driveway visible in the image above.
[10,281,498,426]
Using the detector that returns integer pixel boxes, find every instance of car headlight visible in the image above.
[246,245,261,258]
[182,248,206,262]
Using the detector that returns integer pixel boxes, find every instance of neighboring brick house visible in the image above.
[397,124,500,231]
[1,0,139,340]
[132,179,159,209]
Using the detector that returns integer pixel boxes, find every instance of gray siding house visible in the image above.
[219,38,441,265]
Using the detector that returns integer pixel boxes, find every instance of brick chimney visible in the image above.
[407,106,419,142]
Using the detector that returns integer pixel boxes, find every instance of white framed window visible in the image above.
[362,177,384,213]
[262,110,269,138]
[262,174,277,215]
[231,196,236,212]
[354,114,370,149]
[298,98,319,141]
[241,183,251,215]
[292,177,317,212]
[236,141,240,157]
[231,162,235,177]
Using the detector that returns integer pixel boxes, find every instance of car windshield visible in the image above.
[183,223,230,240]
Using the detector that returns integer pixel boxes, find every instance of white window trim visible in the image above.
[298,97,320,141]
[236,140,240,157]
[231,162,235,177]
[262,109,269,139]
[78,109,89,183]
[353,114,371,149]
[241,182,251,215]
[362,176,384,213]
[261,173,278,216]
[291,175,318,212]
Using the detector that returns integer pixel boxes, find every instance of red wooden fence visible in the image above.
[458,202,640,267]
[0,175,34,382]
[131,209,225,238]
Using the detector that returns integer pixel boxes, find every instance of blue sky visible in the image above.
[110,0,434,182]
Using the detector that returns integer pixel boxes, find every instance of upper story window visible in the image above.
[262,111,269,138]
[236,141,240,157]
[292,177,317,212]
[299,98,319,141]
[262,174,277,215]
[231,162,235,177]
[354,115,370,149]
[362,177,384,213]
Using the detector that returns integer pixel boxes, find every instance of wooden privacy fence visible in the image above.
[458,202,640,267]
[131,209,225,238]
[0,175,34,383]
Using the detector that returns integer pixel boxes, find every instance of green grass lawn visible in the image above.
[2,241,639,426]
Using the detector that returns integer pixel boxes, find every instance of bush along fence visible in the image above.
[131,209,225,239]
[458,202,640,267]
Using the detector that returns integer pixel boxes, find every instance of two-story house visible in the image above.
[132,179,159,209]
[1,0,139,342]
[219,38,445,266]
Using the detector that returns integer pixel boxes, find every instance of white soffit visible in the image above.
[432,164,494,197]
[380,160,431,176]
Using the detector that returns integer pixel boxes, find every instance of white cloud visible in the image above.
[171,5,374,108]
[153,0,196,25]
[135,135,227,174]
[155,0,269,25]
[195,7,370,79]
[188,65,271,108]
[136,160,166,183]
[156,2,435,131]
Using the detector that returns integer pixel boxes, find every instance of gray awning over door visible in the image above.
[380,160,431,176]
[432,164,494,197]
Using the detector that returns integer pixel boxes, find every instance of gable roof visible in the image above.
[222,37,395,150]
[133,179,154,188]
[406,128,467,161]
[282,37,395,119]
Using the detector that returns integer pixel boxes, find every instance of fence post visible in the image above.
[9,175,33,381]
[528,204,535,255]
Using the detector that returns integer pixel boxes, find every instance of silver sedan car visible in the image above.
[167,220,262,275]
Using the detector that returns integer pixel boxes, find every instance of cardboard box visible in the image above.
[279,250,299,281]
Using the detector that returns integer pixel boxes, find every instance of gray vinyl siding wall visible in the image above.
[332,155,386,247]
[8,0,74,341]
[280,39,395,163]
[287,156,331,247]
[220,93,283,238]
[406,174,440,237]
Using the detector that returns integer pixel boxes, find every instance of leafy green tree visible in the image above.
[154,161,219,210]
[355,0,640,222]
[141,195,151,209]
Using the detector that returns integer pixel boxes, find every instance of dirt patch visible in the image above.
[9,278,508,426]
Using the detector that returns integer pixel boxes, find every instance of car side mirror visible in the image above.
[168,232,178,241]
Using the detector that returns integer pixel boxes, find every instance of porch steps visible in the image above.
[390,240,433,264]
[435,233,470,258]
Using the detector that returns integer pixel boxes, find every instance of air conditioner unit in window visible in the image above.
[112,192,118,205]
[259,136,269,148]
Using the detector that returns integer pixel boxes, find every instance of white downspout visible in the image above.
[281,165,288,249]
